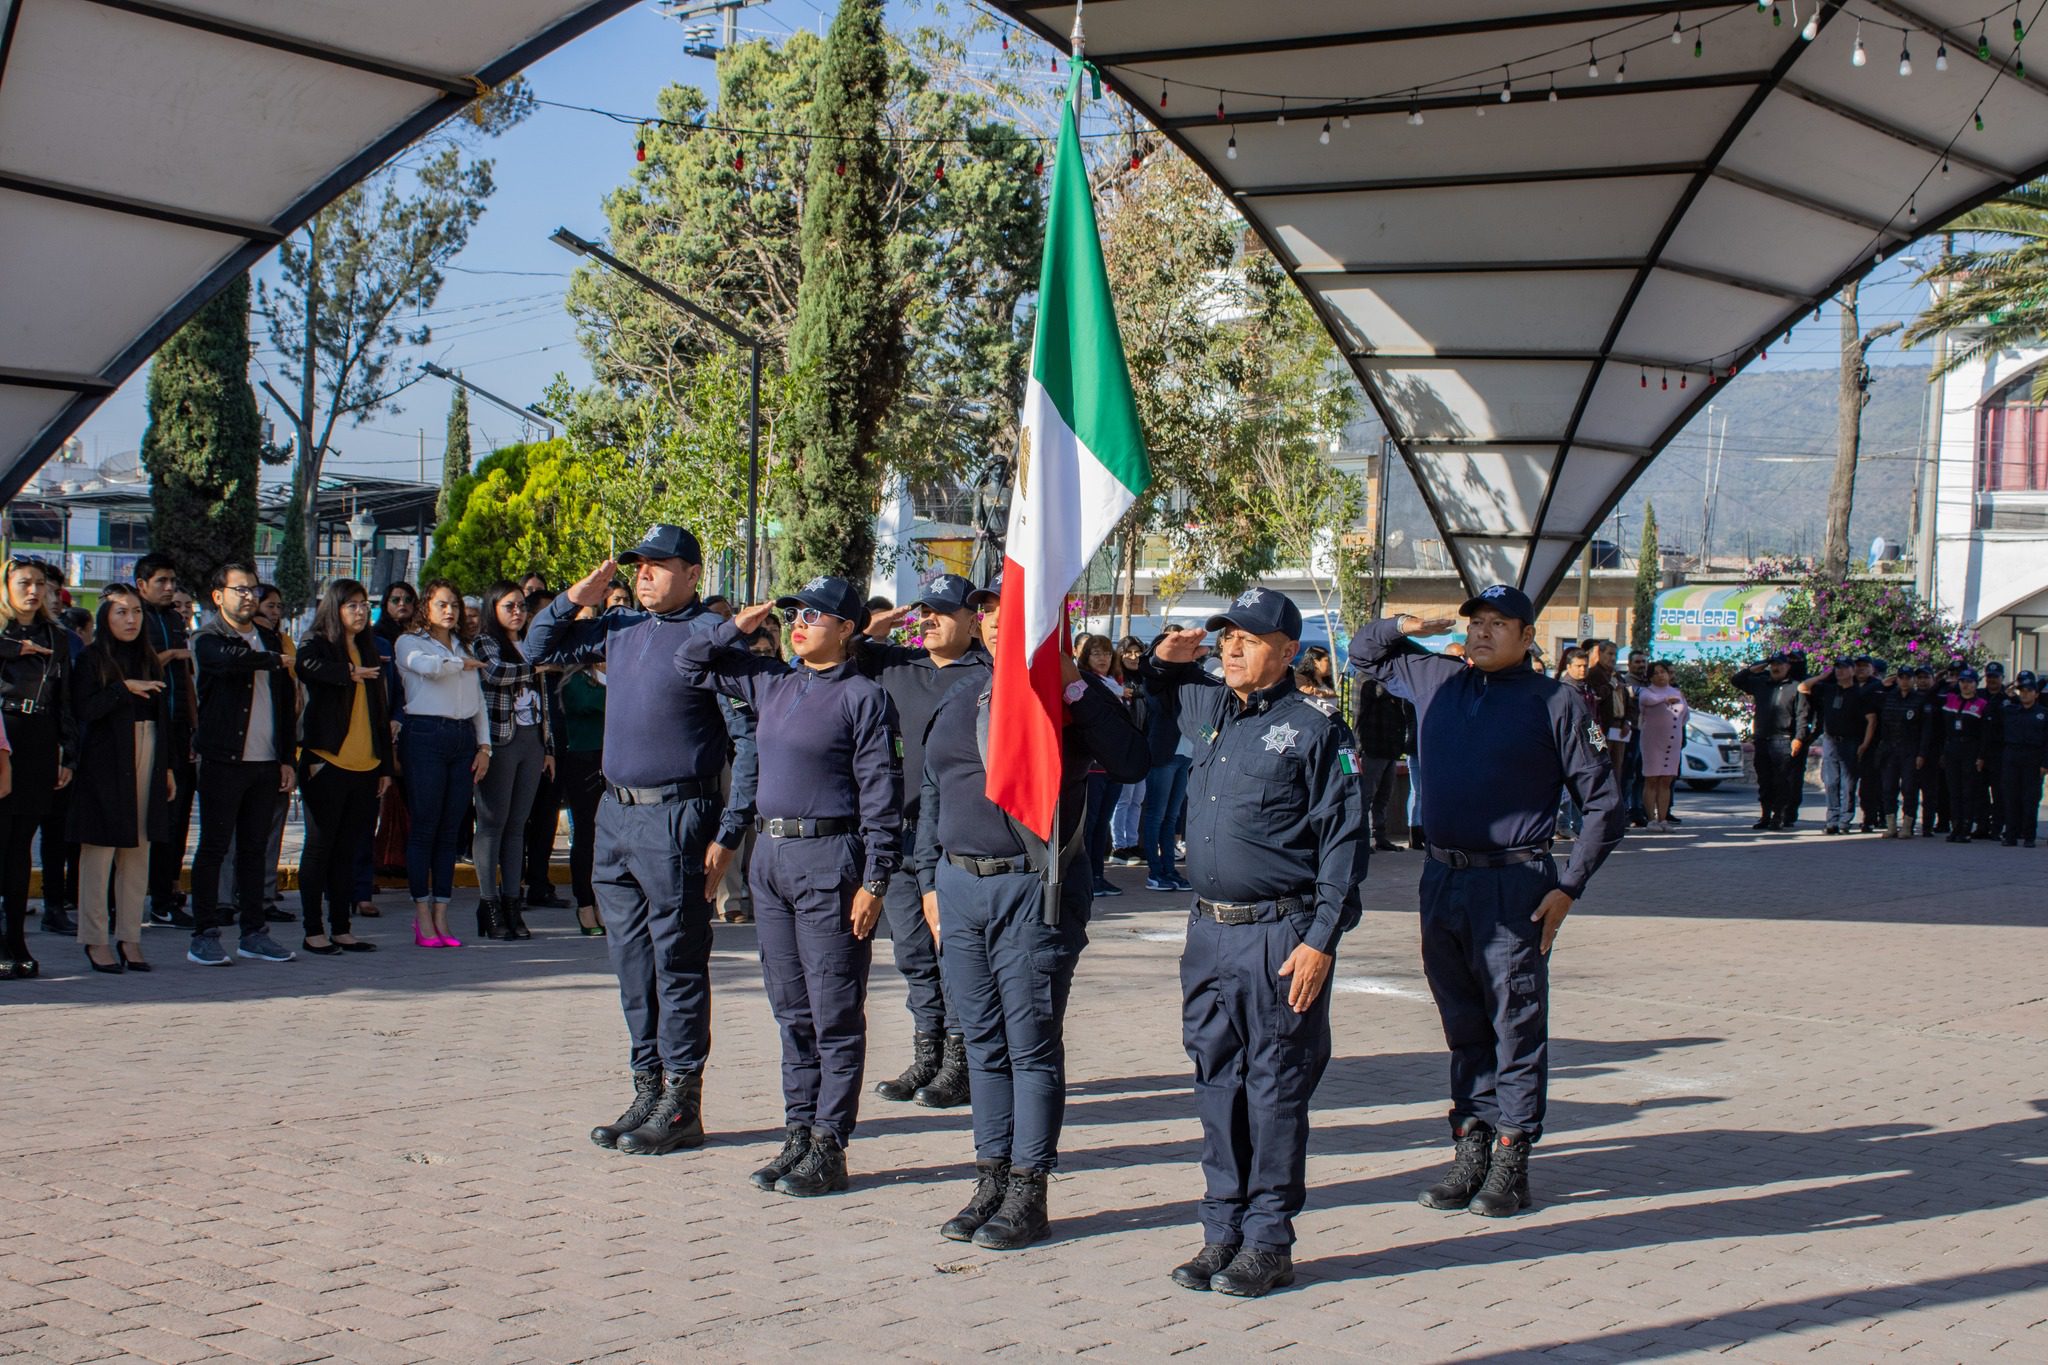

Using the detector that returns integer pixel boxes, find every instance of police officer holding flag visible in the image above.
[1147,585,1366,1299]
[1350,585,1624,1221]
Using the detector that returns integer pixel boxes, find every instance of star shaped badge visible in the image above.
[1261,721,1299,754]
[1236,587,1266,608]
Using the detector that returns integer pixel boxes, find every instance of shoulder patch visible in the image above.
[1585,718,1608,752]
[1336,746,1360,776]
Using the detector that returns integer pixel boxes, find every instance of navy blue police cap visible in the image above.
[1870,658,1889,675]
[1460,583,1536,625]
[775,575,871,631]
[1831,656,1857,671]
[966,576,1002,609]
[2015,670,2040,690]
[912,573,979,615]
[1958,666,1980,682]
[1985,660,2005,676]
[1766,651,1791,665]
[617,523,702,565]
[1915,665,1935,677]
[1204,585,1304,641]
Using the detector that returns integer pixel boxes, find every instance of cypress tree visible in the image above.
[275,496,312,615]
[777,0,905,587]
[138,275,262,592]
[438,386,471,521]
[1631,502,1660,653]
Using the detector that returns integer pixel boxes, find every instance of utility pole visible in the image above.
[1824,277,1903,580]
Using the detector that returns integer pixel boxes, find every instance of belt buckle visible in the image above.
[1445,848,1470,870]
[15,699,33,715]
[1212,902,1254,926]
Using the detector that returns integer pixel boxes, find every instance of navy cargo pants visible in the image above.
[936,854,1090,1172]
[594,793,720,1077]
[751,832,872,1145]
[1419,856,1551,1141]
[882,797,957,1035]
[2002,750,2043,842]
[1181,902,1333,1256]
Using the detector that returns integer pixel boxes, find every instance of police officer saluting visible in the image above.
[1872,663,1929,838]
[677,578,902,1197]
[1997,671,2045,848]
[912,578,1148,1250]
[1350,585,1624,1220]
[1733,652,1804,831]
[523,526,757,1156]
[853,574,990,1110]
[1147,586,1366,1298]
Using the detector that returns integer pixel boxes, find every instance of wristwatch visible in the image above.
[1064,679,1090,704]
[862,878,889,898]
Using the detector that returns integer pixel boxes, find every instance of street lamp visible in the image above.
[348,507,377,581]
[549,226,764,602]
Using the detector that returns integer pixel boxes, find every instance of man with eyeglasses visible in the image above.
[135,555,199,928]
[186,561,298,965]
[524,525,757,1156]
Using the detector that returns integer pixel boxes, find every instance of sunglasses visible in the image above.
[790,607,844,627]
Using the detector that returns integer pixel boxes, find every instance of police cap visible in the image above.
[1959,666,1980,682]
[1766,651,1791,665]
[1870,659,1889,675]
[775,576,871,630]
[1831,656,1857,672]
[966,576,1002,610]
[912,573,979,615]
[1205,585,1304,641]
[1985,661,2005,676]
[2015,670,2040,690]
[618,523,702,565]
[1915,665,1935,677]
[1459,583,1536,626]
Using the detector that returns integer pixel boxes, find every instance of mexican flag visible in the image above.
[985,67,1150,840]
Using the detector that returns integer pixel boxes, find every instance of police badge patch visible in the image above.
[1585,719,1608,751]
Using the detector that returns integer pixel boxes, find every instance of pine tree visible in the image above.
[138,275,263,592]
[1631,502,1660,653]
[439,386,471,521]
[776,0,905,588]
[275,497,311,615]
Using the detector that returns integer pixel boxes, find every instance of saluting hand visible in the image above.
[1531,888,1573,954]
[1399,614,1459,637]
[1153,627,1207,665]
[1277,942,1334,1013]
[566,559,620,609]
[732,602,777,635]
[866,604,915,638]
[849,887,884,940]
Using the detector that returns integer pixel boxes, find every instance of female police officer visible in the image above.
[676,577,901,1198]
[911,579,1147,1250]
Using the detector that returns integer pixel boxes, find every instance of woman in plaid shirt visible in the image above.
[471,581,554,943]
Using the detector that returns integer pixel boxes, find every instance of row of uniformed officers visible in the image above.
[522,526,1626,1299]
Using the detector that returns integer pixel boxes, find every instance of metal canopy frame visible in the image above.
[0,0,641,505]
[992,0,2048,604]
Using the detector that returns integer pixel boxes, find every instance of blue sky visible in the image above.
[65,0,1944,484]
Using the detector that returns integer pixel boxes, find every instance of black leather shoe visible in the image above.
[1418,1115,1494,1210]
[300,938,343,957]
[617,1071,705,1154]
[876,1031,945,1102]
[527,886,567,909]
[1210,1249,1294,1298]
[914,1033,971,1108]
[500,897,532,941]
[751,1123,813,1191]
[591,1070,663,1150]
[265,904,294,924]
[42,905,77,935]
[1170,1242,1241,1291]
[476,899,503,942]
[972,1168,1049,1250]
[1751,819,1772,830]
[775,1129,848,1196]
[941,1160,1011,1241]
[1468,1129,1533,1217]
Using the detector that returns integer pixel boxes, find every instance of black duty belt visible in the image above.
[608,777,717,807]
[0,697,41,715]
[1195,895,1307,926]
[757,816,856,838]
[1427,844,1548,871]
[947,851,1032,877]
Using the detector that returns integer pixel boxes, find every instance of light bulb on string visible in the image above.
[934,160,945,184]
[1772,3,1782,26]
[635,137,646,162]
[1216,96,1226,121]
[1936,42,1948,71]
[1159,85,1168,109]
[2018,45,2027,77]
[1501,66,1513,101]
[1852,23,1866,66]
[2018,12,2028,43]
[1548,74,1558,101]
[1680,372,1689,389]
[1277,99,1287,126]
[1319,117,1332,144]
[1587,44,1599,78]
[1803,8,1820,40]
[1616,54,1628,82]
[1341,114,1351,129]
[1975,105,1986,130]
[1941,157,1951,178]
[1671,15,1683,43]
[1661,371,1669,391]
[1899,42,1912,75]
[1049,55,1057,73]
[1226,128,1237,159]
[1694,30,1704,58]
[1033,154,1044,176]
[1979,22,1990,59]
[1001,30,1008,50]
[1908,196,1918,223]
[1757,0,1768,11]
[1640,368,1648,388]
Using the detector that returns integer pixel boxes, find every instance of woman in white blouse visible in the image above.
[394,579,490,948]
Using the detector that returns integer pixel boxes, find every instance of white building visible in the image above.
[1925,336,2048,675]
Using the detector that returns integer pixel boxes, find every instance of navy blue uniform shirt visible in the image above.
[852,637,990,809]
[1876,687,1930,748]
[912,678,1149,893]
[1929,692,1992,759]
[2001,696,2048,754]
[1732,667,1803,740]
[522,592,757,849]
[676,618,903,885]
[1349,616,1623,899]
[1147,662,1366,955]
[1804,677,1877,743]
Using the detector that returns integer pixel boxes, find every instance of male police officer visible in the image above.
[1733,653,1804,830]
[855,574,990,1109]
[1350,585,1624,1220]
[913,579,1148,1249]
[1799,659,1878,835]
[1149,586,1366,1298]
[1981,662,2009,838]
[1998,672,2045,848]
[1872,665,1931,838]
[524,525,757,1155]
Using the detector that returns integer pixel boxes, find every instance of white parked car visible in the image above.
[1681,713,1747,791]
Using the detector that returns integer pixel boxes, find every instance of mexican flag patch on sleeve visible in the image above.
[1337,747,1360,776]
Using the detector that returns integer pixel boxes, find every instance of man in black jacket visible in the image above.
[1351,675,1410,851]
[1732,653,1807,830]
[186,561,298,967]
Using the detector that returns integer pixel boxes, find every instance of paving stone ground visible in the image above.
[4,785,2047,1363]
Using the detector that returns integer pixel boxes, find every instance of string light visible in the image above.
[1407,92,1424,126]
[1276,98,1287,126]
[1341,114,1351,129]
[1216,96,1226,121]
[1001,30,1008,51]
[1661,370,1669,391]
[1319,117,1332,143]
[1936,42,1948,71]
[1979,21,1991,58]
[1772,3,1782,26]
[635,135,646,162]
[1976,104,1986,129]
[1680,373,1688,390]
[1803,7,1821,40]
[934,160,945,183]
[1852,22,1867,66]
[1548,74,1558,101]
[1899,41,1912,75]
[1500,68,1513,102]
[1671,15,1683,43]
[1908,195,1918,222]
[1640,367,1649,388]
[2017,11,2028,42]
[1694,29,1704,59]
[734,148,745,172]
[1941,156,1952,177]
[1159,84,1167,109]
[1226,128,1237,159]
[2019,44,2028,78]
[1616,53,1628,82]
[1586,44,1599,79]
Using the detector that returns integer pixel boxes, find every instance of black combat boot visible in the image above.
[914,1033,971,1108]
[750,1123,813,1191]
[1209,1248,1295,1297]
[590,1070,662,1150]
[972,1168,1049,1250]
[1417,1115,1494,1210]
[876,1030,945,1102]
[499,896,531,941]
[616,1071,705,1154]
[940,1159,1011,1242]
[775,1128,848,1196]
[1170,1242,1242,1291]
[476,899,502,942]
[1467,1127,1533,1217]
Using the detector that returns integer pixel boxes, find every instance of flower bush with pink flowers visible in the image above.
[1750,570,1982,671]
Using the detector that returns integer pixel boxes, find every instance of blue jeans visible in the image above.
[1820,737,1860,829]
[1140,756,1191,880]
[403,716,477,902]
[1110,781,1144,850]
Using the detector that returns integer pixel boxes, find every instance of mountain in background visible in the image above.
[1375,362,1933,567]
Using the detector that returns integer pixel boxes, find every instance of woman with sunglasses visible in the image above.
[0,558,75,978]
[676,577,902,1199]
[470,581,553,942]
[294,579,394,954]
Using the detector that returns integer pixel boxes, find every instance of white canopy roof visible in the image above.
[0,0,636,503]
[994,0,2048,601]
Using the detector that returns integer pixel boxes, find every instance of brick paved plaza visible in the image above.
[3,786,2045,1362]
